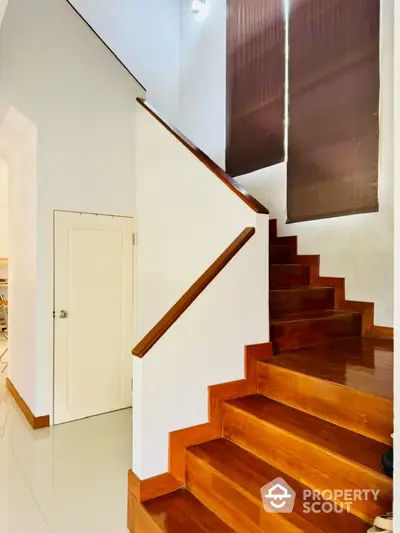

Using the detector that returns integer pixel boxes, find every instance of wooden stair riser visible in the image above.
[128,492,163,533]
[257,363,393,444]
[186,441,367,533]
[269,245,293,264]
[222,402,392,522]
[270,288,335,318]
[143,489,236,533]
[270,264,310,289]
[271,313,362,352]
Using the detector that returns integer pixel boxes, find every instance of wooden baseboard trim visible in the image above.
[127,490,163,533]
[365,325,394,339]
[130,342,273,493]
[6,378,50,430]
[169,342,273,484]
[128,470,182,503]
[169,423,220,485]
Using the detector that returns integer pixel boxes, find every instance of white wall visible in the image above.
[181,0,394,327]
[393,0,399,525]
[180,0,227,168]
[0,0,7,26]
[0,108,38,412]
[0,158,8,258]
[0,0,144,417]
[70,0,181,123]
[132,103,269,478]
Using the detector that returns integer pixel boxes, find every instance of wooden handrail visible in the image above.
[132,227,256,358]
[137,99,269,215]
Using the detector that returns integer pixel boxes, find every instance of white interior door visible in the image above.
[54,211,133,424]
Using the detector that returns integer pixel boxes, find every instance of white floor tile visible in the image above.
[0,441,49,533]
[0,373,132,533]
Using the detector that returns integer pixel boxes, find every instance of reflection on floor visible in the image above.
[0,359,131,533]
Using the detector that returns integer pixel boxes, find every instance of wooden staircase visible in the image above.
[128,220,393,533]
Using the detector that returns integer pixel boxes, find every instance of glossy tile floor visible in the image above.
[0,341,131,533]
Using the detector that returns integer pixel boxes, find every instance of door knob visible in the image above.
[59,310,68,319]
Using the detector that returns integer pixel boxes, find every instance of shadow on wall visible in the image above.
[0,105,39,415]
[0,0,8,26]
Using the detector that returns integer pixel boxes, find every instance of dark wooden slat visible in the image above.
[132,227,256,358]
[137,99,269,214]
[288,0,380,222]
[226,0,285,176]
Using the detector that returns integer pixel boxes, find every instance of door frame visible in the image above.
[52,209,135,424]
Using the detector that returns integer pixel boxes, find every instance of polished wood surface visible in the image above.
[271,309,362,352]
[128,470,182,503]
[223,395,392,521]
[244,342,273,390]
[268,219,374,334]
[366,325,394,339]
[169,423,220,486]
[168,342,273,484]
[258,361,393,444]
[186,438,367,532]
[270,263,310,289]
[270,287,335,318]
[128,491,163,533]
[266,337,393,399]
[144,489,235,532]
[129,218,393,532]
[137,99,269,215]
[132,228,255,357]
[225,394,390,472]
[6,378,50,430]
[269,244,293,264]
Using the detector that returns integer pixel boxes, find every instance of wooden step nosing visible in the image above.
[271,312,359,325]
[258,362,394,404]
[188,446,314,532]
[223,402,392,485]
[187,447,266,508]
[270,287,334,293]
[187,445,368,530]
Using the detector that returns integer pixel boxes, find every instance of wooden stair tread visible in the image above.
[264,337,393,399]
[188,438,367,532]
[270,286,332,292]
[271,309,359,324]
[225,395,390,475]
[144,488,234,532]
